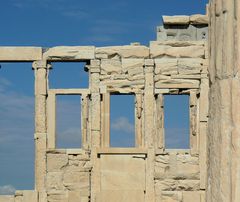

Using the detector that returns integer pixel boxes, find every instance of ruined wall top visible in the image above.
[157,14,208,41]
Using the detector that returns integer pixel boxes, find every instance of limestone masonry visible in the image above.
[0,2,239,202]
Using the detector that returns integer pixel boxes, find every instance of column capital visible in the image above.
[88,59,101,73]
[144,59,154,73]
[144,59,154,66]
[32,60,51,70]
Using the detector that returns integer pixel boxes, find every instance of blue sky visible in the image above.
[0,0,208,194]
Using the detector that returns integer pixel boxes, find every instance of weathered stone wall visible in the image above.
[151,40,208,202]
[155,151,202,201]
[93,39,208,202]
[0,191,38,202]
[45,149,91,202]
[207,1,240,202]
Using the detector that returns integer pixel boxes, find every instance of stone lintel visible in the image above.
[0,47,42,61]
[97,148,148,154]
[162,15,190,25]
[190,14,208,25]
[162,14,208,25]
[49,88,90,95]
[43,46,95,61]
[96,45,150,59]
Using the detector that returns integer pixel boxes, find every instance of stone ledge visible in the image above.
[43,46,95,61]
[47,149,89,155]
[162,14,208,25]
[0,47,42,61]
[156,149,191,155]
[96,45,150,59]
[97,148,148,154]
[49,88,90,95]
[163,15,190,25]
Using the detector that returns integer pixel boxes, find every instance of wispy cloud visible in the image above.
[11,0,89,19]
[0,76,34,146]
[56,97,82,147]
[10,0,145,44]
[84,18,143,44]
[111,117,134,134]
[0,185,15,195]
[57,127,81,145]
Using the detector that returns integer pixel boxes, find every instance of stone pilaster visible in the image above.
[135,93,143,147]
[89,59,101,202]
[208,1,240,201]
[144,59,155,148]
[144,59,155,202]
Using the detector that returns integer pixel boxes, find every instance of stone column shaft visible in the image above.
[33,60,49,191]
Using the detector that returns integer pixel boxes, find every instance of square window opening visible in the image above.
[56,95,82,148]
[110,94,135,147]
[164,95,190,149]
[49,62,89,89]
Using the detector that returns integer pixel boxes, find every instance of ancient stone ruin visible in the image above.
[0,1,239,202]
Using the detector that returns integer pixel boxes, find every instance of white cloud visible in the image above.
[58,127,81,142]
[0,185,15,195]
[0,76,34,148]
[165,128,189,149]
[55,97,82,147]
[111,117,134,134]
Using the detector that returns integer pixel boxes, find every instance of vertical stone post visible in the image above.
[101,93,110,147]
[190,90,198,154]
[199,68,209,190]
[32,60,49,191]
[89,59,101,202]
[144,59,155,202]
[82,93,90,149]
[144,59,155,147]
[135,93,143,147]
[155,94,164,150]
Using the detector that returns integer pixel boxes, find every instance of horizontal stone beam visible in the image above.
[97,148,148,154]
[96,45,150,59]
[0,47,42,61]
[43,46,95,61]
[49,88,90,95]
[162,14,208,25]
[162,15,190,25]
[150,41,205,59]
[0,46,95,62]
